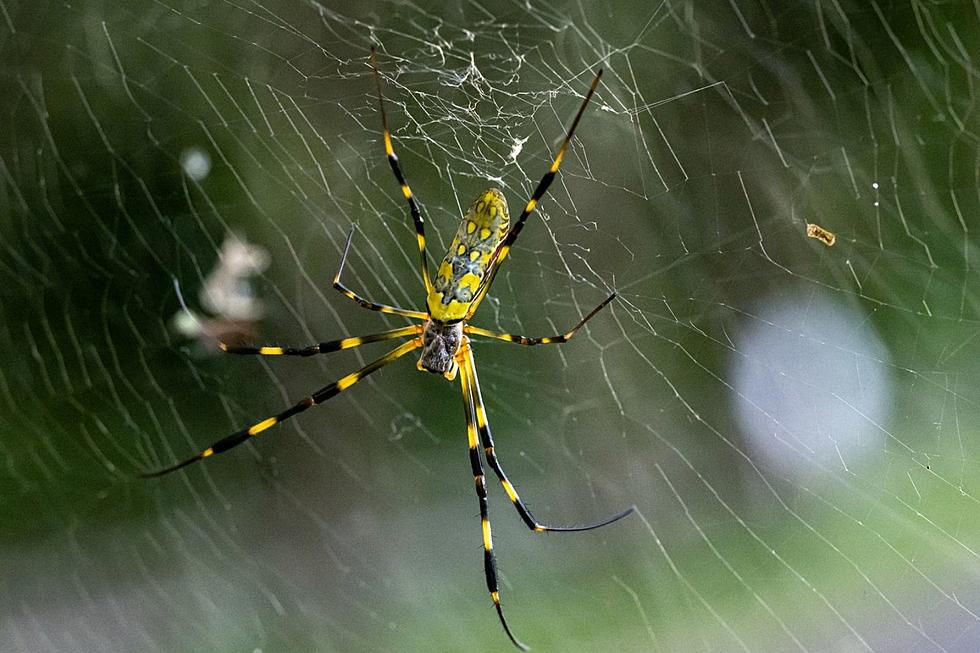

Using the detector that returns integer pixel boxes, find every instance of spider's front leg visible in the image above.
[460,346,635,533]
[458,344,529,651]
[140,338,421,477]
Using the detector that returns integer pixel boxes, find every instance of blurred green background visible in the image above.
[3,1,980,651]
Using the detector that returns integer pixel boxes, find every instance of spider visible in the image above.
[142,48,634,650]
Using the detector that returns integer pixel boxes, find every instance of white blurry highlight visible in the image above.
[730,292,893,478]
[199,233,270,321]
[180,147,212,181]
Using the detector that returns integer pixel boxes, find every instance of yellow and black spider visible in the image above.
[142,48,634,650]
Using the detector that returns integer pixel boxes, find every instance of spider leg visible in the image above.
[370,47,434,297]
[332,225,428,320]
[140,337,421,478]
[219,324,422,357]
[459,351,529,651]
[462,345,634,533]
[465,69,603,321]
[465,293,615,346]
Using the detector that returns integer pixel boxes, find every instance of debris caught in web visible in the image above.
[171,233,270,351]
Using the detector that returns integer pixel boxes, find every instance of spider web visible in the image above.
[2,0,979,651]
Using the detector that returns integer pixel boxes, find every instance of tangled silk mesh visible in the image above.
[2,1,980,651]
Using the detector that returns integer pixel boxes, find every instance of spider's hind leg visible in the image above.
[370,47,434,297]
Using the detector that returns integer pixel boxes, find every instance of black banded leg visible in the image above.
[370,47,434,296]
[332,226,428,320]
[140,338,421,477]
[462,346,634,533]
[460,353,528,651]
[465,69,604,320]
[219,325,422,357]
[465,294,616,346]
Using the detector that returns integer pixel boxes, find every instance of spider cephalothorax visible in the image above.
[143,48,633,651]
[418,319,463,378]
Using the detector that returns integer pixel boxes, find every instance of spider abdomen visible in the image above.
[427,188,510,322]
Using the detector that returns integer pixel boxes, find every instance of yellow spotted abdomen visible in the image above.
[427,188,510,322]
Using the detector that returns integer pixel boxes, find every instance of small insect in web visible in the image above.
[806,222,836,247]
[142,48,635,650]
